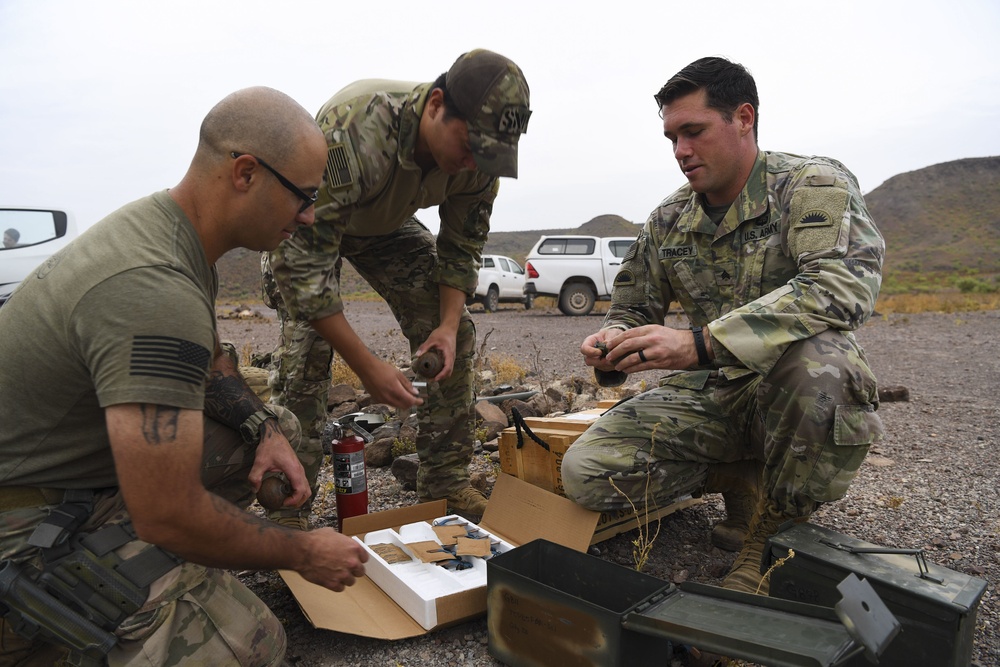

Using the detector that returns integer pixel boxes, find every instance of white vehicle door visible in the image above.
[501,257,526,298]
[601,238,632,294]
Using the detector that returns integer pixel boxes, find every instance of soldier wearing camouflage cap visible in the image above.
[563,57,885,596]
[263,49,530,520]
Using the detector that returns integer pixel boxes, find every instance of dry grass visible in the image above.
[608,423,663,573]
[488,354,528,384]
[331,358,363,389]
[877,291,1000,314]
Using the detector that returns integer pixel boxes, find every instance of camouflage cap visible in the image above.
[446,49,530,178]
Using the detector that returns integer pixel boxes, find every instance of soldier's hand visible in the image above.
[250,430,311,509]
[581,332,617,371]
[416,327,457,382]
[605,325,699,371]
[298,528,369,592]
[360,360,423,409]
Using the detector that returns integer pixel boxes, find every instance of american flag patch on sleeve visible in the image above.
[129,335,211,385]
[326,143,353,191]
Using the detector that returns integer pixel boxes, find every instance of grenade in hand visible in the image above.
[256,475,292,511]
[414,349,444,378]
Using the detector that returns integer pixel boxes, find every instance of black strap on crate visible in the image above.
[510,407,551,452]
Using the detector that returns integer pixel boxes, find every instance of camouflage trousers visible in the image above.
[0,408,304,667]
[264,217,477,499]
[562,329,884,517]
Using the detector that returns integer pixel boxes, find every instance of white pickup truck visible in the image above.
[470,254,533,312]
[523,235,637,316]
[0,207,79,306]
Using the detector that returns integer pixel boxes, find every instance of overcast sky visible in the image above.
[1,0,998,236]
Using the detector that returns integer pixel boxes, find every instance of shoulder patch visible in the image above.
[325,143,354,192]
[613,269,636,287]
[796,209,833,227]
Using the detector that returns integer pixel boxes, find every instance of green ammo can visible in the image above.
[766,522,987,667]
[486,539,674,666]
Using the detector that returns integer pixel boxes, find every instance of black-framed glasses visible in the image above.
[231,151,318,214]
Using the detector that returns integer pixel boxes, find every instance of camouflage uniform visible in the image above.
[0,408,301,666]
[562,151,885,518]
[263,79,500,500]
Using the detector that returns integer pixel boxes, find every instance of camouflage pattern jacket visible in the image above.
[607,150,884,380]
[268,80,499,321]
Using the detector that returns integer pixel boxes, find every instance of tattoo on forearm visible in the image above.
[139,405,181,445]
[209,493,296,539]
[204,369,263,429]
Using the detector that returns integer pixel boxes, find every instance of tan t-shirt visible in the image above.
[0,191,217,489]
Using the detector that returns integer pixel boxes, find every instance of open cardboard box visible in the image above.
[279,473,600,639]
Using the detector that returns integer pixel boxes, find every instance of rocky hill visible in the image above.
[865,156,1000,273]
[216,157,1000,300]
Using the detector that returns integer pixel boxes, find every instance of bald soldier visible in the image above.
[263,49,531,521]
[0,87,367,666]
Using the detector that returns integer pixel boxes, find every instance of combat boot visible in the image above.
[269,510,311,531]
[420,486,489,523]
[722,497,815,595]
[704,460,762,552]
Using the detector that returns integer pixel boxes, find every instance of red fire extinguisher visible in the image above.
[331,417,371,529]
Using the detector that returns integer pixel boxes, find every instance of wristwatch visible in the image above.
[239,407,278,445]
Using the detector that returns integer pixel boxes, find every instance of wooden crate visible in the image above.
[499,407,700,544]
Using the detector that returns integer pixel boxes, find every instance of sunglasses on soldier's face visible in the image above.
[231,151,318,214]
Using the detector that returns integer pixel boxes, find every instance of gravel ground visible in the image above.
[218,302,1000,667]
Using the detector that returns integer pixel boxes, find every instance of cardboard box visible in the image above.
[499,408,701,544]
[279,474,600,639]
[766,522,987,667]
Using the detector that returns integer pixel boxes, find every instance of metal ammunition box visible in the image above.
[486,539,674,667]
[488,538,902,667]
[766,522,987,667]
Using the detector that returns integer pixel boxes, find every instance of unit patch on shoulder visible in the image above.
[797,209,832,227]
[325,143,354,192]
[614,269,636,287]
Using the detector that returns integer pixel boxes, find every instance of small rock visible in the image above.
[479,420,507,443]
[878,385,909,402]
[390,453,420,490]
[327,383,359,406]
[502,398,539,421]
[329,402,360,419]
[365,438,395,468]
[398,422,418,444]
[475,401,507,425]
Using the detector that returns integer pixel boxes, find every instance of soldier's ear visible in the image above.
[736,102,755,138]
[425,88,445,120]
[230,153,256,192]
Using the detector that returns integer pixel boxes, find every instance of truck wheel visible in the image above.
[485,286,499,313]
[523,293,534,310]
[558,283,595,316]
